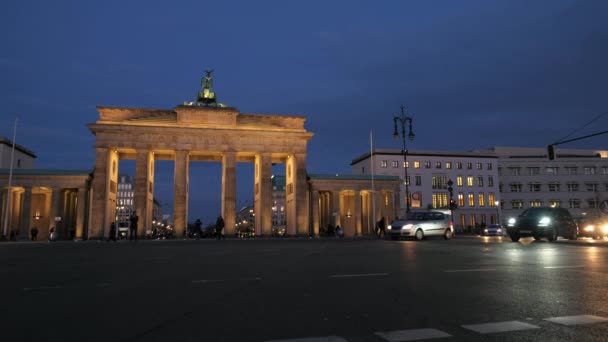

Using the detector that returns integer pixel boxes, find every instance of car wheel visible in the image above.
[415,229,424,241]
[509,234,520,242]
[547,227,558,242]
[444,228,453,240]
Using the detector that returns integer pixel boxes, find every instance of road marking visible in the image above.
[266,336,349,342]
[23,285,63,291]
[543,265,584,269]
[191,279,225,283]
[375,328,451,341]
[544,315,608,325]
[462,321,540,334]
[329,273,388,278]
[444,268,496,273]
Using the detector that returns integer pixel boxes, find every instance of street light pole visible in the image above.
[393,105,415,216]
[495,200,500,225]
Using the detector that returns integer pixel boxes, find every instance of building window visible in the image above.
[458,193,464,207]
[405,176,410,186]
[510,183,522,192]
[467,163,473,170]
[446,162,452,169]
[477,176,484,187]
[548,183,560,192]
[568,199,581,209]
[456,162,463,169]
[432,176,448,189]
[467,176,474,187]
[361,167,365,173]
[415,176,421,186]
[529,183,541,192]
[567,183,579,192]
[403,161,409,168]
[587,199,599,208]
[414,161,420,168]
[487,163,493,170]
[498,167,502,176]
[488,176,494,187]
[499,183,503,192]
[470,214,477,227]
[392,160,398,168]
[457,176,463,187]
[460,214,466,228]
[546,167,559,175]
[602,166,608,175]
[432,193,448,208]
[468,193,475,207]
[425,161,431,168]
[530,200,543,207]
[549,200,561,208]
[478,193,485,207]
[586,183,598,192]
[583,167,596,175]
[528,167,540,175]
[436,162,442,169]
[381,160,388,168]
[489,193,495,206]
[566,167,577,175]
[17,159,21,167]
[476,163,482,170]
[511,200,524,209]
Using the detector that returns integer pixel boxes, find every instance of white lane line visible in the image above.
[462,321,540,334]
[191,279,225,283]
[23,285,63,291]
[544,315,608,325]
[444,268,496,273]
[375,328,451,341]
[329,273,388,278]
[266,336,349,342]
[543,265,584,269]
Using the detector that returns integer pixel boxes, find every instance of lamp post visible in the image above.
[393,105,415,215]
[495,200,500,225]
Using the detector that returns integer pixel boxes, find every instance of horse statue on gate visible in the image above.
[196,69,217,106]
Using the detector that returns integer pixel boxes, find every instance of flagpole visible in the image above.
[370,129,376,237]
[2,117,18,240]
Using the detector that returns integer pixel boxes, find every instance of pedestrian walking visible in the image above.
[108,222,117,242]
[48,227,57,242]
[377,217,386,238]
[215,215,225,240]
[129,211,139,241]
[30,226,39,241]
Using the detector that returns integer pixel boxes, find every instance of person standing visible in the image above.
[129,211,139,241]
[215,216,225,240]
[108,222,117,242]
[30,226,39,241]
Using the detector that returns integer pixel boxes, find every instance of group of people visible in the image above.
[108,211,139,242]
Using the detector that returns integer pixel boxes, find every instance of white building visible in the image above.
[475,146,608,221]
[116,174,135,232]
[351,149,501,230]
[0,136,36,169]
[271,175,286,230]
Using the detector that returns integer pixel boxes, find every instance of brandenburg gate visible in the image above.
[88,105,313,239]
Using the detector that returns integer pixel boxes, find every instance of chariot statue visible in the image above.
[196,69,217,105]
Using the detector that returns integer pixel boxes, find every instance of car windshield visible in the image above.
[520,208,552,218]
[406,212,429,221]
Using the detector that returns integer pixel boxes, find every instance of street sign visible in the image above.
[599,200,608,215]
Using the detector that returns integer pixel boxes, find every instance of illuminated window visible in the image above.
[549,200,561,207]
[467,177,473,187]
[381,160,388,168]
[468,193,475,207]
[546,167,559,175]
[446,162,452,169]
[414,161,420,168]
[432,193,448,208]
[478,193,485,207]
[403,161,409,168]
[488,193,495,206]
[511,200,524,209]
[457,176,463,187]
[530,200,542,207]
[458,193,464,207]
[470,214,476,227]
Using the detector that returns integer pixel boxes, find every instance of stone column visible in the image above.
[173,150,189,238]
[135,150,155,237]
[19,187,32,240]
[48,188,63,239]
[311,190,320,237]
[89,148,118,239]
[293,153,309,236]
[375,191,383,226]
[331,190,341,228]
[355,190,362,236]
[0,189,7,238]
[222,152,236,236]
[75,187,87,240]
[393,190,401,220]
[254,153,272,236]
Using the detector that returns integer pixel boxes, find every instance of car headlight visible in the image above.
[484,229,488,233]
[538,217,551,227]
[497,229,502,233]
[602,224,608,234]
[507,218,516,227]
[402,224,413,230]
[584,225,595,232]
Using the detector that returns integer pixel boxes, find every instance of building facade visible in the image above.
[0,136,36,169]
[271,175,286,233]
[479,146,608,221]
[116,174,135,233]
[351,149,501,230]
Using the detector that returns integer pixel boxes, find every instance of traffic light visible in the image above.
[547,144,555,160]
[449,199,457,210]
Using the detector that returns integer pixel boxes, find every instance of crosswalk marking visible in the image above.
[462,320,540,334]
[375,328,451,341]
[544,315,608,325]
[266,336,348,342]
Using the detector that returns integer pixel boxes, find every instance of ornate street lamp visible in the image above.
[393,105,415,215]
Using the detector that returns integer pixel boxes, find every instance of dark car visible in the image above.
[577,216,608,240]
[507,207,578,242]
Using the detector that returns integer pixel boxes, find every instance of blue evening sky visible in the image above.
[1,0,607,224]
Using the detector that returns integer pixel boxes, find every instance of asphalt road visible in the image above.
[1,235,607,342]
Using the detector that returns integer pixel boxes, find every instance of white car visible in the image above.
[387,211,453,241]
